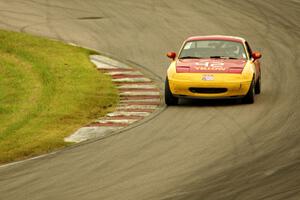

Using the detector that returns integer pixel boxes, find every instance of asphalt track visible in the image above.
[0,0,299,199]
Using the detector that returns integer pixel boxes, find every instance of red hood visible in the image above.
[176,58,246,73]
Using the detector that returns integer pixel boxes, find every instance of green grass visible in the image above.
[0,30,119,164]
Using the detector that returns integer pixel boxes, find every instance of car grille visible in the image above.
[189,87,227,94]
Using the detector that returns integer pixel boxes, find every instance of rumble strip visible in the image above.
[64,55,161,143]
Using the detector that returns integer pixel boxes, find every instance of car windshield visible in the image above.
[179,40,247,59]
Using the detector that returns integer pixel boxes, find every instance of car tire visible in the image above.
[165,77,179,106]
[242,79,255,104]
[255,76,261,94]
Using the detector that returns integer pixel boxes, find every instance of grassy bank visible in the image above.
[0,30,119,164]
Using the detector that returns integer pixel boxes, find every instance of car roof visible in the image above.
[186,35,246,43]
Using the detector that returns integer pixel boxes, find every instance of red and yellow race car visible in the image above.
[165,35,262,105]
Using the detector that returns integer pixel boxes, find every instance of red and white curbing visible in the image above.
[64,55,161,143]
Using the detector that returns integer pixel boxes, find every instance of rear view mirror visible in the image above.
[252,51,262,60]
[167,52,176,60]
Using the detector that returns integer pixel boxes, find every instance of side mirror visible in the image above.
[252,51,262,60]
[167,52,176,60]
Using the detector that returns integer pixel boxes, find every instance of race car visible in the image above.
[165,35,262,105]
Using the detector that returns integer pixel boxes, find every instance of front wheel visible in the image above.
[242,80,255,104]
[165,77,179,106]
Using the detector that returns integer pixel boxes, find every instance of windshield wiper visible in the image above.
[210,56,238,59]
[179,56,204,59]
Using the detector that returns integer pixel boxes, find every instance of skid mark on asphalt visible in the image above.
[64,55,161,143]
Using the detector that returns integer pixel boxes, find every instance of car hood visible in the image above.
[176,58,247,73]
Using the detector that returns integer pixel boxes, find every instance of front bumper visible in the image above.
[168,75,252,99]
